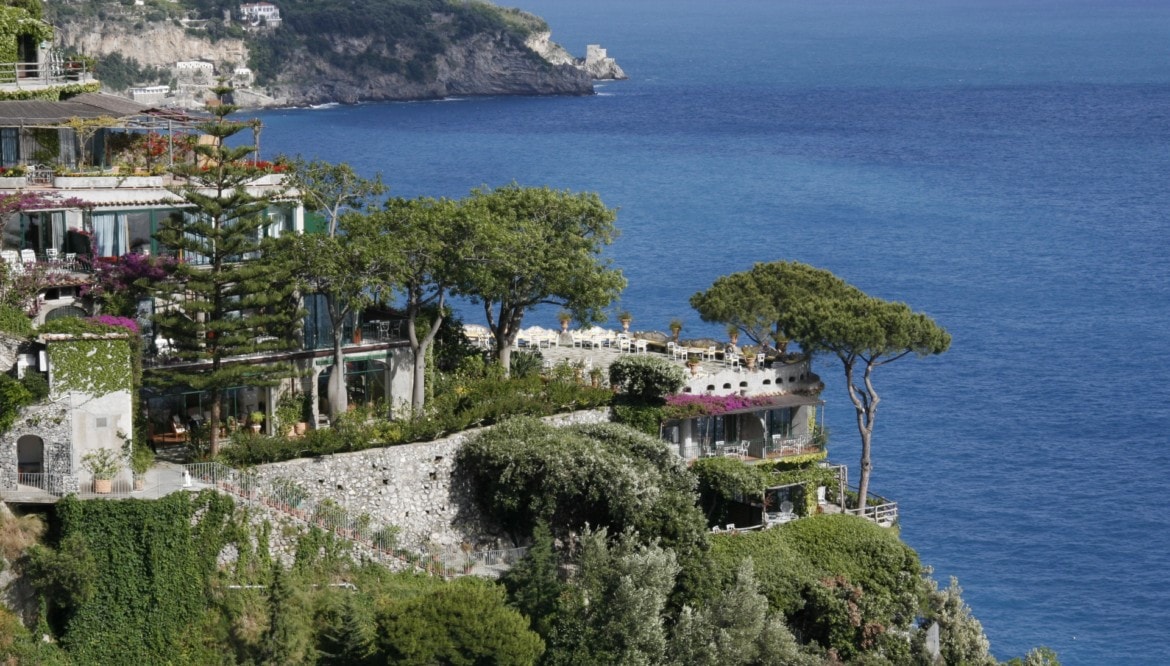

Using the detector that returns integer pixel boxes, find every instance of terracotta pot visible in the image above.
[94,478,112,494]
[295,422,309,435]
[133,477,146,491]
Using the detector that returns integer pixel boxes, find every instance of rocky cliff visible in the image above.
[56,20,248,73]
[272,31,594,106]
[53,18,613,107]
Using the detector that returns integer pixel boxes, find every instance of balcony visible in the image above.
[0,58,94,94]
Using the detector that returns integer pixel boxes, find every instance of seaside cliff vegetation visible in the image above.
[46,0,593,104]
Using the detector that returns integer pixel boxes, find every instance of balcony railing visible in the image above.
[0,59,92,87]
[844,486,899,527]
[679,433,822,462]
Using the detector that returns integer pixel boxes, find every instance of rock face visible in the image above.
[275,32,594,106]
[53,20,608,106]
[56,20,248,71]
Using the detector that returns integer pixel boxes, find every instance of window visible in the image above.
[768,407,795,437]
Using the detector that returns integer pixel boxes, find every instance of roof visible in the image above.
[0,93,149,124]
[714,393,822,416]
[0,93,203,127]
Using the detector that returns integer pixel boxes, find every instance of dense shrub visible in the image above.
[0,304,32,336]
[611,402,664,435]
[709,514,927,658]
[608,354,686,402]
[457,418,706,551]
[0,373,33,434]
[379,577,544,664]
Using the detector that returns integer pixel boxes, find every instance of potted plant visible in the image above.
[686,356,701,376]
[589,366,604,388]
[742,345,759,370]
[82,448,123,494]
[249,410,265,434]
[669,318,683,341]
[619,311,632,332]
[130,444,154,491]
[727,324,739,346]
[772,331,790,356]
[557,310,572,332]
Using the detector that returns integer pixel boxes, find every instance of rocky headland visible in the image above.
[50,4,624,108]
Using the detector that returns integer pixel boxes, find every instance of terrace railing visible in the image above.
[844,486,899,527]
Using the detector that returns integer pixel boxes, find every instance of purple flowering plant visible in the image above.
[662,393,777,419]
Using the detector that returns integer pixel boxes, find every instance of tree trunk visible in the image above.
[209,388,221,458]
[843,357,880,515]
[326,294,349,420]
[328,327,348,418]
[407,291,444,416]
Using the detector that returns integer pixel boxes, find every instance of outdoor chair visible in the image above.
[1,250,20,274]
[20,249,36,265]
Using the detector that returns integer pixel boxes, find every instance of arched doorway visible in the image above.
[16,435,44,475]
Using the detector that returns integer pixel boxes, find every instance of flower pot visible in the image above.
[621,319,631,332]
[133,477,146,491]
[687,362,700,376]
[353,328,362,344]
[295,422,309,435]
[94,478,112,494]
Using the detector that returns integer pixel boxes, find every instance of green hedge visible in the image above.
[221,375,613,466]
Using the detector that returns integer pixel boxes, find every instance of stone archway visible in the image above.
[16,434,44,475]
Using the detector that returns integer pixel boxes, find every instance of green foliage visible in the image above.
[458,184,626,371]
[46,338,134,397]
[245,0,547,86]
[220,377,612,465]
[668,559,820,666]
[0,81,100,101]
[692,456,773,523]
[150,90,302,454]
[458,418,706,552]
[29,492,235,664]
[509,349,544,378]
[0,373,33,434]
[0,607,70,665]
[709,514,926,657]
[691,260,859,348]
[0,303,32,335]
[914,576,996,665]
[607,354,686,402]
[80,447,124,479]
[611,401,664,436]
[541,527,678,666]
[94,51,168,91]
[379,577,544,665]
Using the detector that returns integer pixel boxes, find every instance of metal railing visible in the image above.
[0,59,91,86]
[844,486,899,526]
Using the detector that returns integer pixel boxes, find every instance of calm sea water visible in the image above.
[253,1,1170,662]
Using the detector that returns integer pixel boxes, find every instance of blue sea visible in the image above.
[253,1,1170,662]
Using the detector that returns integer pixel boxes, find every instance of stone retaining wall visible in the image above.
[252,409,611,550]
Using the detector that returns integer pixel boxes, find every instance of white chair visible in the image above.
[634,339,648,354]
[617,335,632,353]
[1,250,21,274]
[726,350,742,369]
[45,248,59,263]
[20,249,36,265]
[703,345,718,360]
[756,352,766,368]
[64,252,77,270]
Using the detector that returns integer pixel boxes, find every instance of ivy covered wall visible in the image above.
[48,337,133,399]
[0,6,52,67]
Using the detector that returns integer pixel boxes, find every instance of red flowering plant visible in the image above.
[662,393,779,420]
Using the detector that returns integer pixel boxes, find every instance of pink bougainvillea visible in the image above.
[663,393,778,419]
[88,315,139,334]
